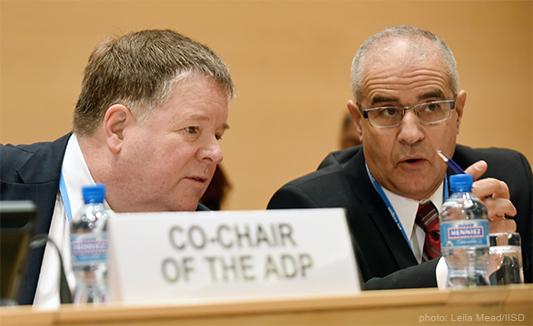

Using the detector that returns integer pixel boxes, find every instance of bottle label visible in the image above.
[440,220,489,248]
[70,233,108,266]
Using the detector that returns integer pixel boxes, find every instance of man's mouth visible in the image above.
[190,176,206,183]
[399,154,428,166]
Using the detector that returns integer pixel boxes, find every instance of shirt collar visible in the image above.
[381,183,444,240]
[61,134,97,215]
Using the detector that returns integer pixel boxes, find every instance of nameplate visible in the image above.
[107,208,360,304]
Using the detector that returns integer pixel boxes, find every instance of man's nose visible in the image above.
[397,110,425,144]
[200,137,224,164]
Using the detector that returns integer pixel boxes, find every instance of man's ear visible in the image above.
[103,104,132,154]
[347,99,363,140]
[454,90,467,133]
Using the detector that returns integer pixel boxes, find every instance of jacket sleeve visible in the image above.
[364,259,439,290]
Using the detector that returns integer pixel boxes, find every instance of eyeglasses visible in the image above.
[363,100,455,128]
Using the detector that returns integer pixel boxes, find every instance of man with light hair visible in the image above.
[1,29,235,306]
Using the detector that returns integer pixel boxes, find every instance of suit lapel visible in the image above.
[8,134,71,304]
[344,150,418,269]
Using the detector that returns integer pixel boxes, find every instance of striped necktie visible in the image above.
[415,201,441,262]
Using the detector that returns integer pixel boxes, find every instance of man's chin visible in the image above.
[398,184,439,200]
[174,197,202,212]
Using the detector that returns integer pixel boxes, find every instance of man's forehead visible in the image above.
[363,37,442,71]
[361,46,449,96]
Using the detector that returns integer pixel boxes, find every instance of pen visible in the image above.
[437,150,465,174]
[437,150,493,198]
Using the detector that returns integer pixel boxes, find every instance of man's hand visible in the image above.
[465,160,517,233]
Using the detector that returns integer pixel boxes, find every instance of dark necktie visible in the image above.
[415,201,441,262]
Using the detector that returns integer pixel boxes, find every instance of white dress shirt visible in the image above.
[380,183,448,288]
[33,134,109,309]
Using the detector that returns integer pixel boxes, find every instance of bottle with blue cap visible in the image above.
[70,184,111,304]
[439,174,490,288]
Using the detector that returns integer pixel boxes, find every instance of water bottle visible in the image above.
[70,184,110,304]
[440,174,490,288]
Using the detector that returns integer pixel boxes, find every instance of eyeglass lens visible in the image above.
[367,101,453,127]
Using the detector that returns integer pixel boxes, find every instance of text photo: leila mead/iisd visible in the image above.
[419,313,525,323]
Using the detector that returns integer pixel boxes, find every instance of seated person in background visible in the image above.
[0,29,235,306]
[200,164,232,210]
[339,111,362,149]
[268,25,532,289]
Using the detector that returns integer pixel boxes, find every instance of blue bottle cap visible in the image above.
[449,174,473,193]
[82,184,106,203]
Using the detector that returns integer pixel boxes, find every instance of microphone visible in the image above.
[29,234,73,304]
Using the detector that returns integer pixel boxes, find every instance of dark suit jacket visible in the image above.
[1,133,209,305]
[267,144,532,289]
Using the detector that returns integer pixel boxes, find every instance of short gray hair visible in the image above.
[351,25,458,103]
